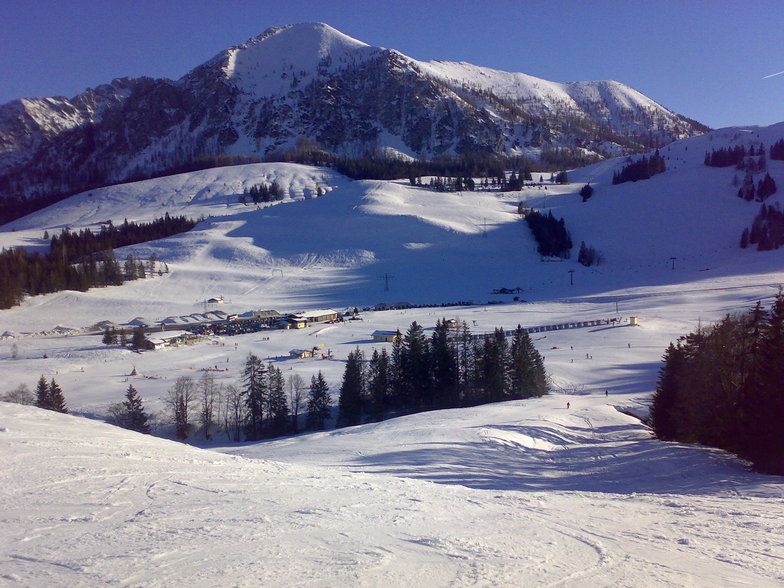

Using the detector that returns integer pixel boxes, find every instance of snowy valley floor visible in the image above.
[1,394,782,587]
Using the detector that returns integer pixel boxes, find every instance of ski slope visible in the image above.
[2,395,782,587]
[2,124,784,585]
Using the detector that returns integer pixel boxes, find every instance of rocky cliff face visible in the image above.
[0,22,707,200]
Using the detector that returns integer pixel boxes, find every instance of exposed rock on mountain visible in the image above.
[0,22,707,201]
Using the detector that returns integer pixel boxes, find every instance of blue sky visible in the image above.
[1,0,781,129]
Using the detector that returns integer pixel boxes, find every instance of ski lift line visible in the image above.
[464,317,624,341]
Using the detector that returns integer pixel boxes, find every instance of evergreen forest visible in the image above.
[651,295,784,474]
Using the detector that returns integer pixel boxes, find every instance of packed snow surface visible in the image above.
[2,395,783,587]
[2,124,784,585]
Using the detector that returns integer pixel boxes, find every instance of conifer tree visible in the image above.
[338,349,365,427]
[47,379,67,413]
[400,322,431,411]
[650,343,685,440]
[367,348,391,421]
[307,372,331,430]
[266,364,289,437]
[242,353,266,441]
[429,319,459,408]
[479,328,509,403]
[122,384,150,433]
[34,375,49,409]
[507,325,548,399]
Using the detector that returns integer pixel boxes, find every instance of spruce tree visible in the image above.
[47,379,67,413]
[242,353,267,441]
[651,343,685,440]
[400,322,431,411]
[266,364,289,437]
[367,348,390,421]
[122,384,150,433]
[479,328,509,403]
[307,372,331,430]
[507,325,548,399]
[430,319,459,409]
[34,375,49,409]
[338,349,365,427]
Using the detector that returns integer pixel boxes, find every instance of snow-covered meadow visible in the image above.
[2,124,784,585]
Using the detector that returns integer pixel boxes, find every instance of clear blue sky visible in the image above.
[1,0,782,129]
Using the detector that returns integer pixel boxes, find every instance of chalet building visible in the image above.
[148,331,203,350]
[289,349,314,359]
[286,309,340,328]
[372,330,401,342]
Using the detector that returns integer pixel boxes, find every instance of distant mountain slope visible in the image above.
[2,122,784,334]
[0,22,706,203]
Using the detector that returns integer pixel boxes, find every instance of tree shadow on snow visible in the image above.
[350,419,772,496]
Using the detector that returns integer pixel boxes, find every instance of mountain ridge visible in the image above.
[0,22,707,203]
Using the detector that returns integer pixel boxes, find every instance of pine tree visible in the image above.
[102,328,117,345]
[34,375,49,409]
[338,349,364,427]
[122,384,150,433]
[430,319,459,408]
[507,325,548,399]
[47,379,67,413]
[651,343,685,440]
[131,326,149,350]
[740,227,750,249]
[242,353,267,441]
[749,292,784,473]
[479,328,509,403]
[307,372,331,430]
[400,322,431,411]
[266,364,289,437]
[367,348,390,421]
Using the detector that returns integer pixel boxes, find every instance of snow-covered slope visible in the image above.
[2,123,783,334]
[2,124,784,584]
[2,392,782,586]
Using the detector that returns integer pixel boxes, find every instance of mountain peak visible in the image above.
[218,22,378,95]
[245,22,369,51]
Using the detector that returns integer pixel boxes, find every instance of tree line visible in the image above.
[704,144,764,168]
[611,150,666,184]
[337,320,548,427]
[740,203,784,251]
[239,181,285,204]
[651,294,784,474]
[736,171,777,202]
[0,154,259,226]
[50,213,196,264]
[1,376,68,414]
[0,214,192,309]
[2,318,548,443]
[524,210,573,258]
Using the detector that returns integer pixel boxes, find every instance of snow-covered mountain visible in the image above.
[0,22,706,201]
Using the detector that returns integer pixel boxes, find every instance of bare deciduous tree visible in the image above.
[287,373,306,434]
[0,383,34,405]
[222,384,243,442]
[198,371,222,440]
[164,376,195,439]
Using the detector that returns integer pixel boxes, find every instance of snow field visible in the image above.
[2,126,784,585]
